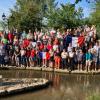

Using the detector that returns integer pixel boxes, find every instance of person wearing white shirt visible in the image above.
[61,49,68,69]
[20,48,26,67]
[67,43,72,53]
[53,45,58,51]
[93,42,99,55]
[93,42,100,66]
[68,49,75,71]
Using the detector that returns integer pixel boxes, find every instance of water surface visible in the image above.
[0,70,100,100]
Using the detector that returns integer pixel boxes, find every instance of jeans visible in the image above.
[21,55,27,65]
[37,57,42,67]
[26,57,30,67]
[69,58,74,71]
[0,55,5,65]
[62,58,67,69]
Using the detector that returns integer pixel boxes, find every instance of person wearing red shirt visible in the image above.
[78,33,85,47]
[23,39,30,48]
[30,48,36,67]
[8,31,14,44]
[39,43,44,50]
[47,42,53,51]
[46,51,50,67]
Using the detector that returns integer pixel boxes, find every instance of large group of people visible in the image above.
[0,25,99,72]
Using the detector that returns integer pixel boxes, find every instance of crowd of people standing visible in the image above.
[0,25,99,72]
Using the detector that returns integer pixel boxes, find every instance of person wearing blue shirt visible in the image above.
[37,49,42,67]
[85,50,93,72]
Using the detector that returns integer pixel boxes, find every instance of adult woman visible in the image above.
[77,50,83,71]
[14,47,20,67]
[85,49,93,72]
[54,49,61,69]
[42,45,48,67]
[49,49,54,68]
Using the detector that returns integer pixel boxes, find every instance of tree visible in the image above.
[75,0,98,4]
[9,0,97,32]
[46,3,84,29]
[90,1,100,38]
[9,0,42,31]
[8,0,57,31]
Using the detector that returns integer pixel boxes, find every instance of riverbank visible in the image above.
[0,66,100,75]
[0,78,50,97]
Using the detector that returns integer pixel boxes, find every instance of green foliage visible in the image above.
[9,0,99,31]
[9,0,42,31]
[46,3,84,29]
[75,0,98,4]
[90,1,100,38]
[0,21,7,30]
[8,0,57,31]
[86,93,100,100]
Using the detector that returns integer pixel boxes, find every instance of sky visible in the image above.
[0,0,92,20]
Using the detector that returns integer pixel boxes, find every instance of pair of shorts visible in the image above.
[86,60,92,66]
[93,57,97,63]
[78,60,82,64]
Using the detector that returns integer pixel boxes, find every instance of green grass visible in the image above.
[87,94,100,100]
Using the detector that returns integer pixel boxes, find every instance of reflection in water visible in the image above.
[0,70,100,100]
